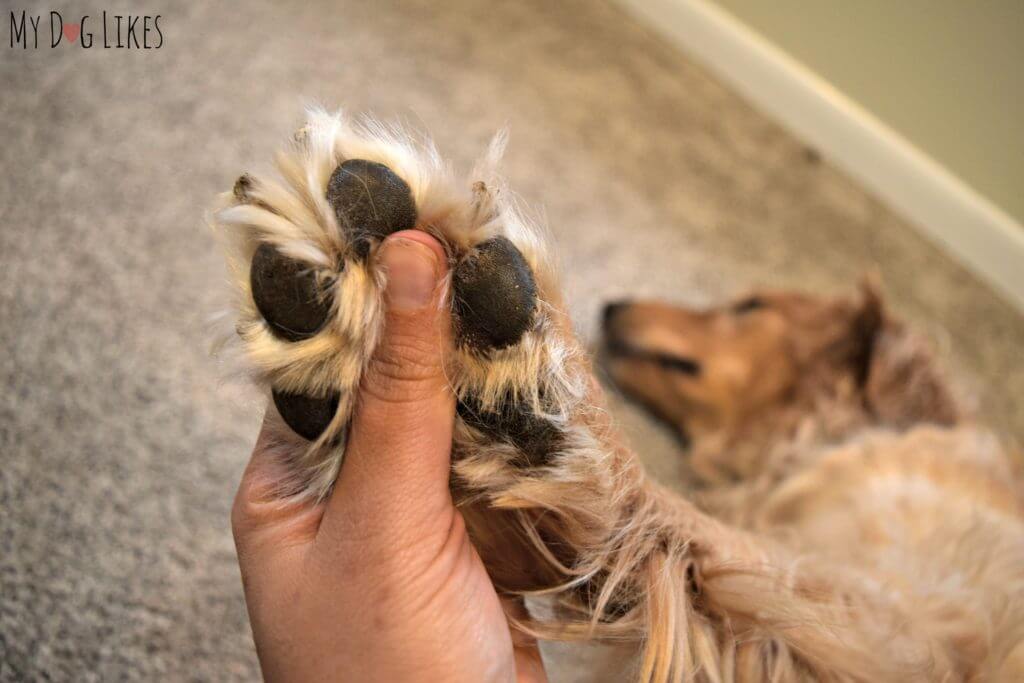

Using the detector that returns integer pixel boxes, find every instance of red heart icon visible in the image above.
[62,23,80,43]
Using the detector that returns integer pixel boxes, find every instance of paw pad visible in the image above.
[326,159,417,258]
[458,394,560,467]
[272,389,340,441]
[250,243,334,342]
[453,237,537,351]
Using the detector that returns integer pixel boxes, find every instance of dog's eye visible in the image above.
[732,297,765,314]
[655,354,701,376]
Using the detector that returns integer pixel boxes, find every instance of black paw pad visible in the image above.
[457,394,560,467]
[250,243,333,342]
[326,159,417,258]
[272,389,341,441]
[452,237,537,350]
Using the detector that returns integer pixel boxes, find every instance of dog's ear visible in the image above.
[851,277,960,427]
[848,276,886,387]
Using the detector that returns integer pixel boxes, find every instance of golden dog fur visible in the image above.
[603,284,1024,681]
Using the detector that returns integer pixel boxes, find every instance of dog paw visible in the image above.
[213,110,669,645]
[214,110,591,498]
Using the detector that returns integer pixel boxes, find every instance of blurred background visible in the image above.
[655,0,1024,227]
[1,1,1021,680]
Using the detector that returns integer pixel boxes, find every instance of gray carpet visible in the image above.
[2,1,1022,680]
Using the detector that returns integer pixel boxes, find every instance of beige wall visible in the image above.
[710,0,1024,226]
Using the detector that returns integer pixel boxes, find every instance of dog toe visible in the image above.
[457,394,560,467]
[452,236,537,351]
[326,159,417,259]
[250,243,334,342]
[272,389,341,441]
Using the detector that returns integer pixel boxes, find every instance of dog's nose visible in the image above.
[602,301,630,328]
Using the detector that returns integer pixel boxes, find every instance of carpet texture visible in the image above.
[2,1,1022,680]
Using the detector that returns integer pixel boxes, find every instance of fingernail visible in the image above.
[380,237,440,310]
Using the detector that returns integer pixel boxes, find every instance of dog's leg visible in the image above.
[213,109,950,682]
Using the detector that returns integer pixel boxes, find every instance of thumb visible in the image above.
[319,230,456,544]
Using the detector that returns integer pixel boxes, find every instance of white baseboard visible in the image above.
[614,0,1024,313]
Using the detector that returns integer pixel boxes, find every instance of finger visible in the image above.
[319,230,455,545]
[231,415,324,571]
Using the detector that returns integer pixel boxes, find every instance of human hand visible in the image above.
[231,231,548,682]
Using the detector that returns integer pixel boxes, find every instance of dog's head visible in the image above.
[602,281,958,443]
